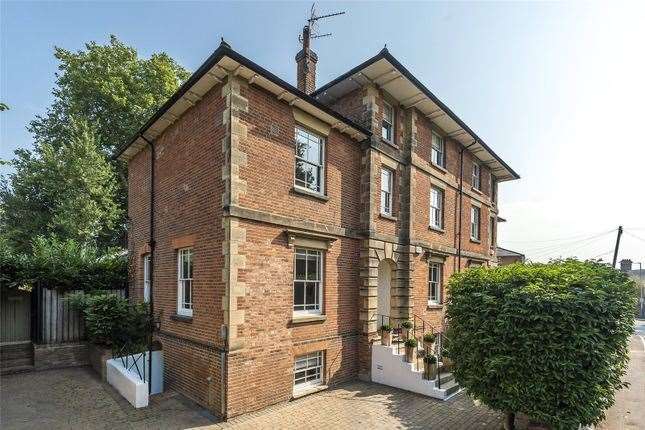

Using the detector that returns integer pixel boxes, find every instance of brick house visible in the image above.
[115,36,519,419]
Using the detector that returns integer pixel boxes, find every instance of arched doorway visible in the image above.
[377,259,394,323]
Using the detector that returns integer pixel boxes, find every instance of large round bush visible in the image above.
[446,259,636,430]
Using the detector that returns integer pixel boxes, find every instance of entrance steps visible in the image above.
[371,343,460,400]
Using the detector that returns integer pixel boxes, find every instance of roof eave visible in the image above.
[114,44,371,162]
[313,49,520,181]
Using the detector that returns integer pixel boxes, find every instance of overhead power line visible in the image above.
[522,230,616,256]
[502,228,616,245]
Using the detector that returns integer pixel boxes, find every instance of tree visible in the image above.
[446,260,637,430]
[1,119,122,249]
[28,35,190,155]
[0,103,9,111]
[1,35,189,249]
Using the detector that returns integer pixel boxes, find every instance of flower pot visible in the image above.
[401,327,410,340]
[405,345,415,363]
[424,362,437,380]
[381,330,392,346]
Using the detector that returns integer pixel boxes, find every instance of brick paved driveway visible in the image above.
[1,366,509,429]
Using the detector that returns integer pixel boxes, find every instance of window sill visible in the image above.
[381,138,398,148]
[427,303,444,310]
[470,238,482,244]
[292,186,329,202]
[171,313,193,323]
[379,213,397,222]
[430,162,448,174]
[429,226,445,234]
[292,384,328,399]
[471,187,483,195]
[291,314,327,324]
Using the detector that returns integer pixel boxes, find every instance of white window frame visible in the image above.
[431,132,445,167]
[430,187,444,229]
[293,248,323,315]
[471,206,481,241]
[380,168,393,216]
[177,248,193,317]
[428,263,442,305]
[472,162,481,190]
[143,254,151,303]
[382,101,394,143]
[294,126,325,194]
[293,351,324,392]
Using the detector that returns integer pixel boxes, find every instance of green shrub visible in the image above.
[423,333,436,343]
[401,320,413,329]
[424,354,437,364]
[69,292,149,349]
[446,259,637,430]
[1,236,126,293]
[380,324,392,332]
[404,338,418,348]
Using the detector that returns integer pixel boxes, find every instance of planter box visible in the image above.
[107,350,163,408]
[88,344,113,381]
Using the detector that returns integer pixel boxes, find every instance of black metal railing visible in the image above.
[112,342,147,382]
[374,313,452,388]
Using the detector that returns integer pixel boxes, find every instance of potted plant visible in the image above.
[423,333,436,354]
[423,354,437,380]
[380,324,392,346]
[400,320,413,340]
[404,338,418,363]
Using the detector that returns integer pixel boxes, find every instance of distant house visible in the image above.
[496,247,525,265]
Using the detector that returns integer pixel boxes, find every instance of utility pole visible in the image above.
[612,226,623,268]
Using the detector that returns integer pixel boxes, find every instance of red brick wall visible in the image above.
[127,81,226,413]
[238,83,362,232]
[225,220,360,417]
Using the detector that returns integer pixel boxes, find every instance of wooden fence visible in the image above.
[31,286,127,344]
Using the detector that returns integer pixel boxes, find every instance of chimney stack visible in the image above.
[296,25,318,94]
[619,259,632,273]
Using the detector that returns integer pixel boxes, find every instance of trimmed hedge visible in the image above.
[0,236,126,292]
[446,259,637,430]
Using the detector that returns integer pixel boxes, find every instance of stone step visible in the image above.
[439,379,460,397]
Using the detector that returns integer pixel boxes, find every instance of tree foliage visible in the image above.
[1,119,122,249]
[28,35,190,155]
[1,35,189,250]
[446,260,637,430]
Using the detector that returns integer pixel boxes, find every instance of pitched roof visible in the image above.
[114,41,370,161]
[496,247,525,258]
[312,48,520,182]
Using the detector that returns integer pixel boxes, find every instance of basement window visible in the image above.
[294,351,323,392]
[382,101,394,143]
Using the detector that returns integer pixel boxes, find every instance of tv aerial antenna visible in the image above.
[298,3,346,48]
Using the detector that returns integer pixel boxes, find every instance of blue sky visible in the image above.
[2,1,644,265]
